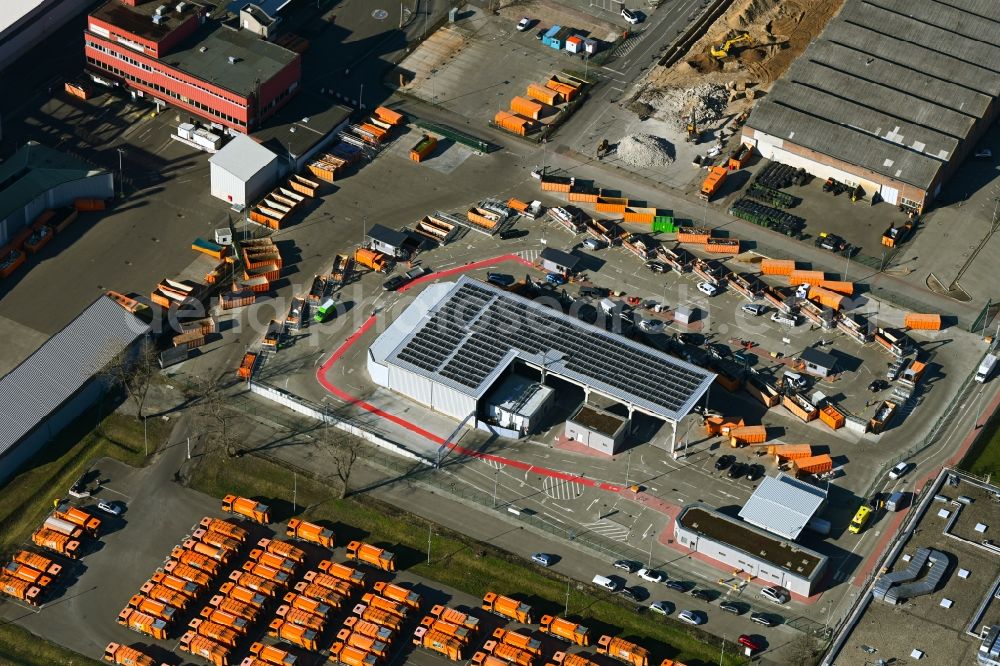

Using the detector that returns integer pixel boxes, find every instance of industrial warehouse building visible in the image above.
[367,276,715,449]
[738,473,828,541]
[0,142,113,247]
[741,0,1000,213]
[0,295,150,484]
[84,0,301,133]
[209,134,281,206]
[674,503,828,597]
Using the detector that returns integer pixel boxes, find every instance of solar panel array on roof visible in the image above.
[388,277,715,421]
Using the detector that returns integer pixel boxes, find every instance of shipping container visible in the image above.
[74,198,106,211]
[623,206,656,224]
[374,106,405,125]
[494,111,537,137]
[510,96,545,120]
[819,403,845,430]
[904,313,942,330]
[410,135,438,162]
[788,269,825,286]
[818,280,854,295]
[809,285,843,310]
[760,259,795,276]
[527,83,561,106]
[595,196,628,213]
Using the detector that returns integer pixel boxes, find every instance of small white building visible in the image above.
[565,404,629,455]
[484,375,554,436]
[209,134,280,207]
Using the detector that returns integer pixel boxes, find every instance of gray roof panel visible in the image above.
[867,0,1000,43]
[0,296,150,456]
[738,473,827,540]
[385,276,715,422]
[208,135,278,182]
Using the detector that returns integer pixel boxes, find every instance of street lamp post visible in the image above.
[493,468,499,508]
[116,147,126,197]
[143,416,147,457]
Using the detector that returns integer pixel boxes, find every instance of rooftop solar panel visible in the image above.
[386,277,715,421]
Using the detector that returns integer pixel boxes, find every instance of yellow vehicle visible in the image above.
[849,506,872,534]
[711,33,753,59]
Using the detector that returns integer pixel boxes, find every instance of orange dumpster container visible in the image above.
[766,443,813,460]
[705,237,740,254]
[809,285,844,310]
[510,96,545,120]
[791,454,833,476]
[677,227,712,244]
[819,404,845,430]
[374,106,404,125]
[789,270,825,286]
[527,83,560,106]
[726,424,766,446]
[819,280,854,295]
[595,196,628,213]
[494,111,537,136]
[904,313,942,330]
[761,259,795,276]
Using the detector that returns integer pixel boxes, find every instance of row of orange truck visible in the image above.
[0,549,63,605]
[325,582,423,665]
[29,501,104,562]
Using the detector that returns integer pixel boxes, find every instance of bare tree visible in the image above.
[101,337,159,421]
[323,424,361,499]
[787,634,820,666]
[200,375,240,458]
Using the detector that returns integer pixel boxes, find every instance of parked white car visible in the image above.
[678,610,704,625]
[759,586,790,604]
[697,281,719,297]
[888,461,911,480]
[637,568,665,583]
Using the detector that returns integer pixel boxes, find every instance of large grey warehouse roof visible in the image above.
[0,296,150,457]
[384,276,715,422]
[208,134,278,182]
[739,473,827,540]
[744,0,1000,191]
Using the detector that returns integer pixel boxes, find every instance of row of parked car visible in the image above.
[714,455,765,481]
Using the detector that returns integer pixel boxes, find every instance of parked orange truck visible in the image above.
[128,595,178,623]
[699,166,728,201]
[275,604,325,632]
[268,619,319,651]
[184,539,232,564]
[494,628,543,656]
[148,572,200,599]
[199,607,250,634]
[229,571,281,597]
[285,519,334,548]
[54,504,101,536]
[117,608,169,640]
[102,642,168,666]
[338,627,391,658]
[13,551,61,577]
[257,538,306,564]
[328,642,379,666]
[344,616,396,643]
[360,592,408,618]
[470,653,509,666]
[241,561,290,586]
[597,635,649,666]
[551,652,602,666]
[189,618,241,649]
[180,631,231,666]
[420,616,473,644]
[192,529,242,554]
[248,642,298,665]
[282,591,330,618]
[250,549,297,575]
[171,547,222,576]
[139,582,191,611]
[354,248,390,273]
[199,517,249,543]
[0,573,42,604]
[293,581,349,608]
[222,495,271,524]
[482,592,533,624]
[31,527,81,558]
[353,603,404,631]
[483,639,535,666]
[316,560,366,587]
[3,562,52,589]
[372,581,420,609]
[43,516,84,539]
[539,615,590,646]
[209,594,261,622]
[164,561,213,588]
[413,626,465,660]
[219,581,267,607]
[430,605,480,631]
[345,541,396,571]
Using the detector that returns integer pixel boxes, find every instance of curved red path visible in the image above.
[315,254,623,493]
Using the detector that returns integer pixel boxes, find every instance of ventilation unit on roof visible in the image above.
[155,5,168,15]
[176,1,187,11]
[227,56,239,64]
[199,46,207,52]
[152,14,164,24]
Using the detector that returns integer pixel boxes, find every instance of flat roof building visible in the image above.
[483,374,555,437]
[675,503,828,597]
[565,404,629,455]
[368,276,715,447]
[741,0,1000,213]
[540,247,581,274]
[209,134,281,206]
[0,0,96,74]
[800,347,838,378]
[739,473,827,541]
[85,1,301,133]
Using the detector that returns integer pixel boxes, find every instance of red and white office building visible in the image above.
[84,0,300,133]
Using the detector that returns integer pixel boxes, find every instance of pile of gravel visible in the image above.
[638,84,729,129]
[616,133,675,169]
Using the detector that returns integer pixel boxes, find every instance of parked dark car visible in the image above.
[715,455,735,471]
[728,462,748,479]
[746,464,765,481]
[815,232,849,253]
[664,580,690,592]
[719,601,744,615]
[499,228,528,240]
[690,588,713,601]
[750,612,778,627]
[621,586,647,602]
[487,273,515,288]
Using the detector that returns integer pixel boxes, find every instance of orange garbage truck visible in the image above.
[372,581,420,609]
[539,615,590,646]
[0,573,43,604]
[353,603,404,632]
[493,628,543,656]
[171,547,222,577]
[199,608,251,635]
[192,529,242,555]
[149,572,202,599]
[199,517,249,543]
[229,570,281,597]
[482,592,533,624]
[338,627,391,658]
[551,652,602,666]
[117,608,169,640]
[209,594,261,622]
[346,541,396,572]
[257,538,306,564]
[13,550,61,577]
[597,635,649,666]
[360,592,408,618]
[316,560,366,587]
[274,604,325,632]
[32,527,81,558]
[293,581,349,609]
[699,166,728,201]
[328,641,379,666]
[179,631,231,666]
[139,582,192,612]
[164,561,213,588]
[102,642,169,666]
[128,594,179,624]
[3,561,52,589]
[220,582,268,608]
[413,626,465,660]
[54,504,101,536]
[430,605,480,631]
[286,519,334,548]
[189,618,241,649]
[268,619,319,651]
[420,616,473,644]
[241,561,290,587]
[249,549,298,576]
[221,495,271,524]
[248,642,298,665]
[482,639,535,666]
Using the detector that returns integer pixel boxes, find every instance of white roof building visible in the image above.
[208,134,280,207]
[739,473,827,540]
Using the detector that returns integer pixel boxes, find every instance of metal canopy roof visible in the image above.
[0,296,150,458]
[739,473,827,540]
[385,276,715,422]
[745,0,1000,191]
[209,134,278,182]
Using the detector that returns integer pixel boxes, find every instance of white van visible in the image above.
[592,574,620,592]
[783,371,809,390]
[770,311,799,327]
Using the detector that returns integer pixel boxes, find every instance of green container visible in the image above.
[653,215,676,233]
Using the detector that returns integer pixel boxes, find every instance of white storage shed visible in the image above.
[209,134,280,207]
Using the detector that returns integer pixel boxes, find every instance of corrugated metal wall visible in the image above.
[0,173,113,246]
[388,365,435,407]
[432,383,476,421]
[366,351,389,387]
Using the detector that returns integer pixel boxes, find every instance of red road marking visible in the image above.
[317,256,622,493]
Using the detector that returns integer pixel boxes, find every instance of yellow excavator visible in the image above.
[711,33,753,59]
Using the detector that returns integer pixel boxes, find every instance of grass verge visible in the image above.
[190,449,748,666]
[0,622,101,666]
[0,410,168,555]
[960,412,1000,477]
